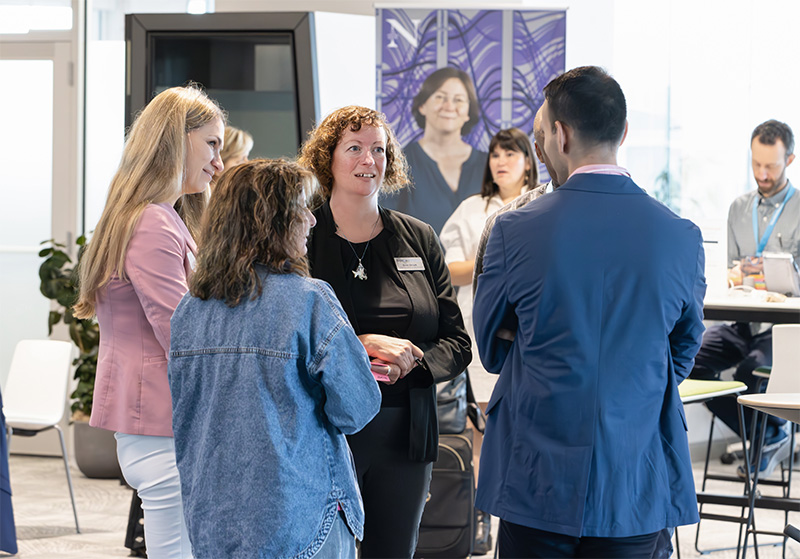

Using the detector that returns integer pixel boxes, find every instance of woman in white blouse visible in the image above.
[440,127,539,402]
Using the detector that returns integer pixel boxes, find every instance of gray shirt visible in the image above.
[727,180,800,267]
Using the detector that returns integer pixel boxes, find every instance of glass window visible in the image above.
[0,1,72,34]
[0,59,53,388]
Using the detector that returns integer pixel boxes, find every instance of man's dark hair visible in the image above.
[752,119,794,156]
[543,66,626,146]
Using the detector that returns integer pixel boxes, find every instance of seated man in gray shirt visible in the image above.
[691,119,800,477]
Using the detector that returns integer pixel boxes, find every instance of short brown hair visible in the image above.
[543,66,626,146]
[752,119,794,156]
[298,105,409,200]
[190,159,313,307]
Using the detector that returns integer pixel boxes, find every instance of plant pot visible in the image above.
[73,420,123,479]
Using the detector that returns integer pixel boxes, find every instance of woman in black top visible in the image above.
[300,105,471,558]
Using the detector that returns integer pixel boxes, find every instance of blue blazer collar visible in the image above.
[559,173,646,195]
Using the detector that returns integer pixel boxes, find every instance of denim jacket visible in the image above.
[169,269,381,559]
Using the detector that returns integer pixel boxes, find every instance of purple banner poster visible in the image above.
[376,8,565,232]
[377,8,566,159]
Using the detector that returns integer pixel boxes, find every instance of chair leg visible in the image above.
[54,424,80,534]
[780,426,796,559]
[736,401,752,559]
[695,415,717,554]
[742,412,769,559]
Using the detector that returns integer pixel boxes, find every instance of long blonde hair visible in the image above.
[74,85,225,318]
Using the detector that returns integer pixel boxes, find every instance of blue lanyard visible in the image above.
[752,185,795,256]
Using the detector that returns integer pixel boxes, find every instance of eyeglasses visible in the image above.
[430,93,468,106]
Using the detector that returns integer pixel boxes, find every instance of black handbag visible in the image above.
[436,371,486,434]
[436,372,467,434]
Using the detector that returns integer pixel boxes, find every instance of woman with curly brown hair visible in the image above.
[299,105,472,558]
[169,159,381,558]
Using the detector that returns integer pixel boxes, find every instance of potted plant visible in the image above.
[39,237,121,479]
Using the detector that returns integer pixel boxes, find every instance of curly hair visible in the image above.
[190,159,314,307]
[298,105,409,201]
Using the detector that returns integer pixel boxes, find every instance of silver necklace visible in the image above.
[338,215,380,281]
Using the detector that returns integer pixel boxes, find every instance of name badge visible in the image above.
[394,257,425,271]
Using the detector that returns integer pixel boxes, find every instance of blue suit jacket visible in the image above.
[473,173,705,538]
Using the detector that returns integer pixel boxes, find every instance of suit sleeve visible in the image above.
[472,220,515,373]
[669,233,707,382]
[416,226,472,383]
[126,207,190,354]
[472,216,496,297]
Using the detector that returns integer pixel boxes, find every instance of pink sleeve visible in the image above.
[125,206,190,354]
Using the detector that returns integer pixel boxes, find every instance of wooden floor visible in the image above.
[4,452,800,558]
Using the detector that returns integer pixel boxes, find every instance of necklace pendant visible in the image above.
[353,262,368,280]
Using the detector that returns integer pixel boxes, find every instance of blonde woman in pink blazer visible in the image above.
[74,85,225,558]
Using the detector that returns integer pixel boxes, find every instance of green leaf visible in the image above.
[41,235,97,417]
[40,277,67,299]
[48,311,62,334]
[56,288,77,309]
[48,251,71,269]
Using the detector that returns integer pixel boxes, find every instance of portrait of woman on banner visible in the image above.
[383,67,488,234]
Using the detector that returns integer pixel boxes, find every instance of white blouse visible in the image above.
[440,193,507,401]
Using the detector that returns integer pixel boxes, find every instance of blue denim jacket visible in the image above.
[169,269,381,559]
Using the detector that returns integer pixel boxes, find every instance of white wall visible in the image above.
[314,11,376,116]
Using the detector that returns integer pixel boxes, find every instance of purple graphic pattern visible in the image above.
[378,8,566,154]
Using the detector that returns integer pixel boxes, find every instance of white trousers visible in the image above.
[115,433,192,559]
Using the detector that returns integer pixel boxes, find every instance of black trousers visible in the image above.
[347,405,433,559]
[498,519,660,559]
[690,322,784,440]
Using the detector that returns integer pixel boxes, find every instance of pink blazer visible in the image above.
[91,203,196,437]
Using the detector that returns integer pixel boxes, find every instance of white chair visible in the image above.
[738,325,800,421]
[3,339,80,534]
[737,324,800,557]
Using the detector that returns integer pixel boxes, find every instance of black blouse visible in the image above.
[307,201,471,462]
[339,231,413,406]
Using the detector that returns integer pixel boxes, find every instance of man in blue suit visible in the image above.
[473,66,706,558]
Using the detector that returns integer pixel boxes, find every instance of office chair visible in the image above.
[3,339,80,534]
